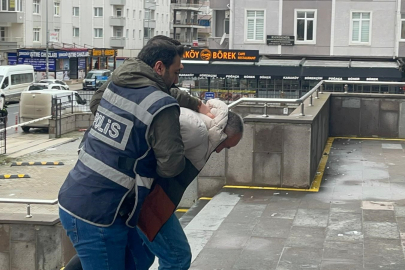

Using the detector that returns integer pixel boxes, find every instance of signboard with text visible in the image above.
[266,35,295,46]
[91,49,116,57]
[49,32,59,43]
[183,48,259,62]
[18,50,90,59]
[18,58,56,71]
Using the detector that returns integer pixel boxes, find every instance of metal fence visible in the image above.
[0,116,6,154]
[51,91,95,138]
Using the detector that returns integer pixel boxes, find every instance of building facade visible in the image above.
[0,0,171,64]
[171,0,211,47]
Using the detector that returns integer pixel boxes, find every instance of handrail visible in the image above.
[228,80,405,116]
[0,198,58,218]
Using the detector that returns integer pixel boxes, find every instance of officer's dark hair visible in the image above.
[138,35,184,68]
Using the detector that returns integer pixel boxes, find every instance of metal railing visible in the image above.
[0,198,58,218]
[0,116,6,154]
[228,80,405,117]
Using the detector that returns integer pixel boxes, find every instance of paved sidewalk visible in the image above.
[184,138,405,270]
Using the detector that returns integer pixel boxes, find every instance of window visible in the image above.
[224,18,229,34]
[350,12,371,44]
[139,10,142,18]
[246,10,265,42]
[133,10,135,18]
[127,9,129,17]
[33,28,40,42]
[17,0,22,11]
[73,27,79,37]
[145,10,150,20]
[144,28,151,38]
[139,30,141,39]
[126,29,129,39]
[11,73,34,85]
[0,27,6,41]
[401,14,405,40]
[133,29,135,39]
[1,0,6,11]
[73,7,79,16]
[54,1,60,16]
[114,27,122,37]
[116,8,122,17]
[161,14,164,22]
[166,14,168,23]
[94,28,103,38]
[33,0,40,14]
[54,28,60,41]
[94,7,103,17]
[166,31,168,36]
[295,10,317,44]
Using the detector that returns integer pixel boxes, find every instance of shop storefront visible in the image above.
[16,49,90,81]
[179,50,404,100]
[88,48,117,71]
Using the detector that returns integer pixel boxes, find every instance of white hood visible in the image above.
[179,99,228,170]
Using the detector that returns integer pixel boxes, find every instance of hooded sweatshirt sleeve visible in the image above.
[169,88,200,111]
[148,106,186,178]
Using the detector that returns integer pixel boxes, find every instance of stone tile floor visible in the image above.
[187,139,405,270]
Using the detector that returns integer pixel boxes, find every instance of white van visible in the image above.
[0,65,35,103]
[19,89,87,132]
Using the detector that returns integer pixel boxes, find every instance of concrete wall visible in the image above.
[49,113,94,139]
[330,93,405,138]
[199,93,330,190]
[0,218,74,270]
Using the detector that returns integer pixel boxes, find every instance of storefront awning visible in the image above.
[181,59,403,81]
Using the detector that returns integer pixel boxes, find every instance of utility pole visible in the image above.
[45,0,49,79]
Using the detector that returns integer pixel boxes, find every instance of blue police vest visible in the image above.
[58,82,179,227]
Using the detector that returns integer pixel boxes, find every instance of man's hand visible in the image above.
[198,101,215,119]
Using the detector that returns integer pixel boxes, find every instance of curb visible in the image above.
[11,162,64,166]
[0,174,31,179]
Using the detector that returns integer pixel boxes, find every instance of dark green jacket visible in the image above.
[89,58,200,178]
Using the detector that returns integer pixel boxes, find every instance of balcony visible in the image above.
[0,37,24,49]
[110,37,126,48]
[145,1,157,10]
[110,0,126,5]
[173,20,206,29]
[0,12,24,24]
[143,19,156,29]
[172,3,201,11]
[110,16,126,27]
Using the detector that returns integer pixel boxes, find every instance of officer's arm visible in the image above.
[90,78,111,115]
[148,106,185,178]
[169,88,199,111]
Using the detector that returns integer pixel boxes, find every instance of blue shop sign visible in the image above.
[78,58,86,70]
[18,50,90,59]
[7,53,17,65]
[205,92,215,100]
[18,58,56,71]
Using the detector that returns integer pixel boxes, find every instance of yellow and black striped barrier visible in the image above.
[0,174,30,179]
[11,162,64,166]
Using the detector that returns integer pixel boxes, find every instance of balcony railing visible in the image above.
[110,0,126,5]
[0,11,24,23]
[0,37,24,48]
[110,16,126,26]
[110,37,126,48]
[172,3,202,11]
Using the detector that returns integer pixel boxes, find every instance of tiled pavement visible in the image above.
[185,139,405,270]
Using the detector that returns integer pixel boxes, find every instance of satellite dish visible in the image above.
[220,32,226,45]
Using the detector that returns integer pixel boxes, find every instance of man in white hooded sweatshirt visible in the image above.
[64,99,243,270]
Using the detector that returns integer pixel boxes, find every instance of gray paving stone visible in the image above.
[362,187,392,201]
[397,217,405,233]
[232,237,285,270]
[330,201,362,214]
[323,241,363,263]
[276,247,323,270]
[262,201,300,220]
[252,218,293,239]
[363,209,396,223]
[190,248,242,270]
[293,209,329,227]
[320,261,364,270]
[363,222,400,239]
[205,229,250,250]
[364,239,405,268]
[394,206,405,217]
[326,212,363,242]
[222,203,266,224]
[285,226,326,248]
[298,198,331,210]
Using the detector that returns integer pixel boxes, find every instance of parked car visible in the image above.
[25,83,70,92]
[19,89,87,133]
[39,79,70,90]
[82,69,111,90]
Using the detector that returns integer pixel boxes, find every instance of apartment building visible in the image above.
[178,0,404,100]
[0,0,171,60]
[171,0,211,47]
[209,0,403,58]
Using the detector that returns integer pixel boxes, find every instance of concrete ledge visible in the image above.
[0,213,59,226]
